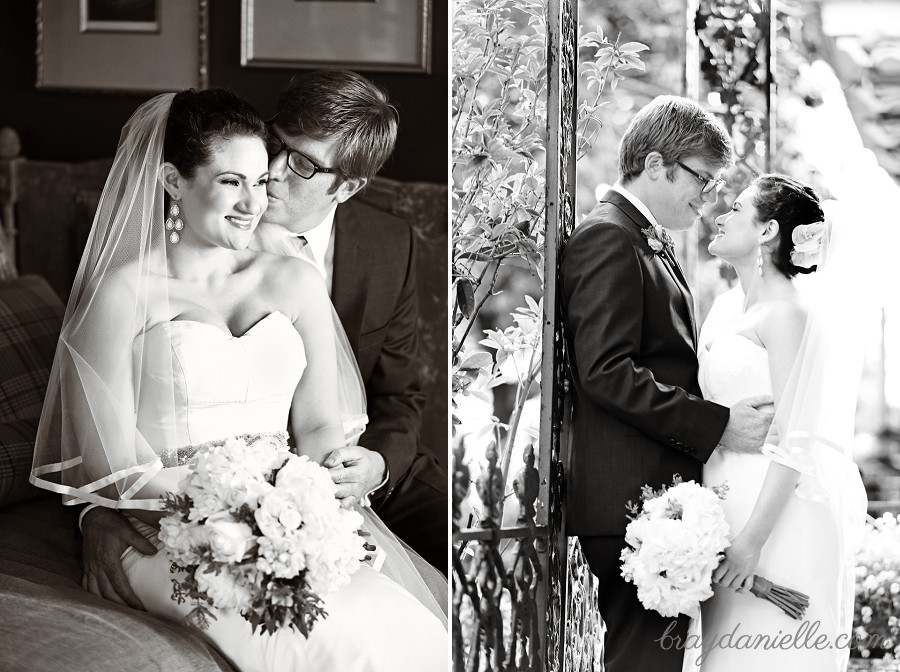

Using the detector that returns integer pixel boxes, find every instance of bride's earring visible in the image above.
[165,201,185,244]
[757,241,764,276]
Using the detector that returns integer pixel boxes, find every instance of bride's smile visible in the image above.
[164,135,270,251]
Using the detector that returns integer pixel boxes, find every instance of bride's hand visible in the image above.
[712,533,761,594]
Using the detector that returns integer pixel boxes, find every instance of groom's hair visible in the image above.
[274,70,399,190]
[618,96,734,184]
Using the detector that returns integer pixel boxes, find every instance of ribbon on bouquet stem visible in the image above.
[749,575,810,620]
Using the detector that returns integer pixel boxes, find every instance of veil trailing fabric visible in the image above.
[27,93,445,625]
[760,198,884,641]
[31,93,176,509]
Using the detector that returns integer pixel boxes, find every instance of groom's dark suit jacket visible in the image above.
[561,189,729,537]
[330,198,446,568]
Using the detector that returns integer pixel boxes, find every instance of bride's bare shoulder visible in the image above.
[757,295,808,349]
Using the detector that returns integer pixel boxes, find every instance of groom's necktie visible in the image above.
[293,235,315,264]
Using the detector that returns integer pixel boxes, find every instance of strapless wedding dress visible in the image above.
[688,333,848,672]
[121,312,447,672]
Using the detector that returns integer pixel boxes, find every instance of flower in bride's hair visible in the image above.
[790,221,826,268]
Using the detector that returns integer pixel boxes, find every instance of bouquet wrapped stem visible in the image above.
[749,575,810,620]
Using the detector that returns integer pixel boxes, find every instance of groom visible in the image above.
[253,70,447,572]
[81,71,447,608]
[560,96,773,671]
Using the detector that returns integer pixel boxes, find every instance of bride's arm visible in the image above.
[68,279,174,527]
[713,300,806,591]
[276,259,346,465]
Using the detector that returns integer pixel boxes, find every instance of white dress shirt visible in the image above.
[252,205,337,295]
[611,182,661,229]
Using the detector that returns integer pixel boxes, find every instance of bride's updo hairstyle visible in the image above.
[163,88,267,180]
[751,173,824,278]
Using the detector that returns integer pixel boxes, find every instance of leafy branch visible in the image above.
[452,0,647,522]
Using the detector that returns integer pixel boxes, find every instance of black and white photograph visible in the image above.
[452,1,900,671]
[0,2,448,670]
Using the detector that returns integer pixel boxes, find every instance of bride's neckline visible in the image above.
[146,310,291,340]
[703,331,766,355]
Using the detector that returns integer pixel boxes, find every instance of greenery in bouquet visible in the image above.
[852,513,900,660]
[159,432,366,637]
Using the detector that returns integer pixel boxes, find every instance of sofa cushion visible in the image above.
[0,496,235,671]
[0,275,63,506]
[0,275,63,422]
[0,417,43,506]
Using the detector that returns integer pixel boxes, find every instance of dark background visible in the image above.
[0,0,447,183]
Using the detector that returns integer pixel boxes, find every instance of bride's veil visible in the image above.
[31,93,175,509]
[761,196,884,639]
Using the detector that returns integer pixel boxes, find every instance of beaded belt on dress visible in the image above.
[158,430,290,467]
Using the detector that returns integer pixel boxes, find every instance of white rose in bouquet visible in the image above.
[205,511,255,563]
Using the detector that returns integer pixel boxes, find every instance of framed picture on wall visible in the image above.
[80,0,160,34]
[37,0,209,93]
[241,0,432,73]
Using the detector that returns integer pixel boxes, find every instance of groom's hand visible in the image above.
[81,507,156,610]
[718,395,775,454]
[325,446,386,508]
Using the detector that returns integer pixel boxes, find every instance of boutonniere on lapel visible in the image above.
[641,223,675,258]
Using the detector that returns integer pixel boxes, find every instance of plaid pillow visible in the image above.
[0,276,63,506]
[0,275,64,423]
[0,417,44,506]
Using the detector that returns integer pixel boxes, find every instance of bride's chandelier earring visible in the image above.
[757,240,765,276]
[165,200,185,244]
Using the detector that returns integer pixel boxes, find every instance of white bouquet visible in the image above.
[159,431,367,636]
[620,475,809,620]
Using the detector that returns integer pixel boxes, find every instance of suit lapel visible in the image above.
[662,248,698,349]
[602,190,698,350]
[331,203,368,355]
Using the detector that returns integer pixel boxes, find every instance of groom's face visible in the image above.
[657,156,724,232]
[262,126,350,235]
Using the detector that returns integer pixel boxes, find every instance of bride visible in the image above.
[29,89,447,671]
[693,174,870,671]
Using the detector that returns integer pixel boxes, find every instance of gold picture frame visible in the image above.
[241,0,432,74]
[37,0,209,93]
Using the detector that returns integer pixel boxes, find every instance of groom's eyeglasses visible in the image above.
[675,160,726,194]
[265,125,337,180]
